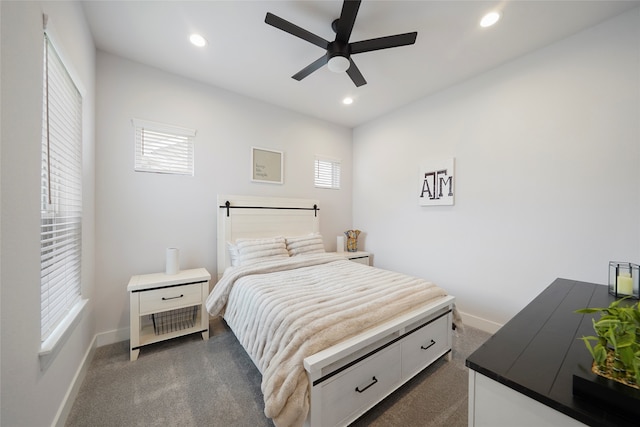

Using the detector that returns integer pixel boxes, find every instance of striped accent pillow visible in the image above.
[234,236,289,266]
[286,233,325,256]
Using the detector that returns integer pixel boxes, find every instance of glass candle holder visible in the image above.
[608,261,639,299]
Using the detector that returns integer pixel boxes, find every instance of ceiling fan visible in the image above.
[265,0,417,87]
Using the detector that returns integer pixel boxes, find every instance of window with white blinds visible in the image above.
[41,34,83,343]
[133,119,196,175]
[314,156,341,189]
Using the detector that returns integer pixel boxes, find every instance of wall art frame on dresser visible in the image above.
[251,147,283,184]
[418,157,455,206]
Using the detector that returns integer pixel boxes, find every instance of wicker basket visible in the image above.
[151,305,198,335]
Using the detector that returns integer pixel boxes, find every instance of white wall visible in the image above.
[353,8,640,330]
[95,53,353,342]
[0,1,96,426]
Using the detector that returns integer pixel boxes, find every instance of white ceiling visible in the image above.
[81,1,639,128]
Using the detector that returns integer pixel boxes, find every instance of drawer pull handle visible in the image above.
[421,339,436,350]
[162,294,184,301]
[355,376,378,393]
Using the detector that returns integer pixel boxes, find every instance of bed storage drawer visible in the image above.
[401,313,449,379]
[319,343,402,427]
[138,283,203,315]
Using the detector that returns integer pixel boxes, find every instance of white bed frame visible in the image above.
[216,194,455,427]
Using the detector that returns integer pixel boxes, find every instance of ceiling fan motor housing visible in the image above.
[328,40,350,58]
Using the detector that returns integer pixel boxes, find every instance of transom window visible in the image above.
[133,118,196,176]
[314,156,341,189]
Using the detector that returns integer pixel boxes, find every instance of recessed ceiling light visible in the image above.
[480,11,501,28]
[189,34,207,47]
[342,97,353,105]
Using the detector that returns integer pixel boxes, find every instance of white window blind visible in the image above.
[41,34,83,342]
[133,119,196,175]
[314,156,341,189]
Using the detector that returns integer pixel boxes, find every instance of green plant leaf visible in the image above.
[594,318,621,328]
[579,337,597,360]
[606,329,618,350]
[594,344,607,366]
[577,298,640,374]
[575,308,602,314]
[617,331,635,348]
[617,347,635,375]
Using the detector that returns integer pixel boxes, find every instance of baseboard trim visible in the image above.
[52,334,97,427]
[96,327,129,347]
[459,311,503,334]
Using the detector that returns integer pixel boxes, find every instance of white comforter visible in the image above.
[206,253,451,427]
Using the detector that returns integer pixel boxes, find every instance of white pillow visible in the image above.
[234,236,289,266]
[226,241,240,266]
[285,233,325,256]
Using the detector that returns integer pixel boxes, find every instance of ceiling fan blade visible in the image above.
[346,58,367,87]
[335,0,361,43]
[350,32,417,55]
[265,12,329,49]
[292,54,329,81]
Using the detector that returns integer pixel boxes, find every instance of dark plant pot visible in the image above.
[573,368,640,420]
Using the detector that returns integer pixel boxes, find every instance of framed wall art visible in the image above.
[251,147,283,184]
[418,157,455,206]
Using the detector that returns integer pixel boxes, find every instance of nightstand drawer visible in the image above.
[349,256,369,265]
[139,283,202,315]
[333,251,371,266]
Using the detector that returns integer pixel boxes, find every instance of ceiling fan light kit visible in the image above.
[265,0,417,87]
[328,56,350,73]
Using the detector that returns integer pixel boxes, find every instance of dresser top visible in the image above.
[466,278,635,427]
[127,267,211,292]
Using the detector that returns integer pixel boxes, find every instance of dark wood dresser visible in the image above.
[466,278,636,427]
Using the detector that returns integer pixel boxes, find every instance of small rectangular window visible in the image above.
[314,156,341,189]
[133,119,196,175]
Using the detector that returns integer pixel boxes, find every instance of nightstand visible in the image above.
[333,251,371,266]
[127,267,211,361]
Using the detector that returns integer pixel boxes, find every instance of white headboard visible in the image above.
[217,194,320,279]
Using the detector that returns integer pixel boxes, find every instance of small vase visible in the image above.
[344,230,361,252]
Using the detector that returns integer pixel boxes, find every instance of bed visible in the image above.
[207,194,457,427]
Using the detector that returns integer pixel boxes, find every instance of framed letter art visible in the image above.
[252,147,283,184]
[418,158,455,206]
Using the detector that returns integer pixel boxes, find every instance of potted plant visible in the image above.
[576,298,640,389]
